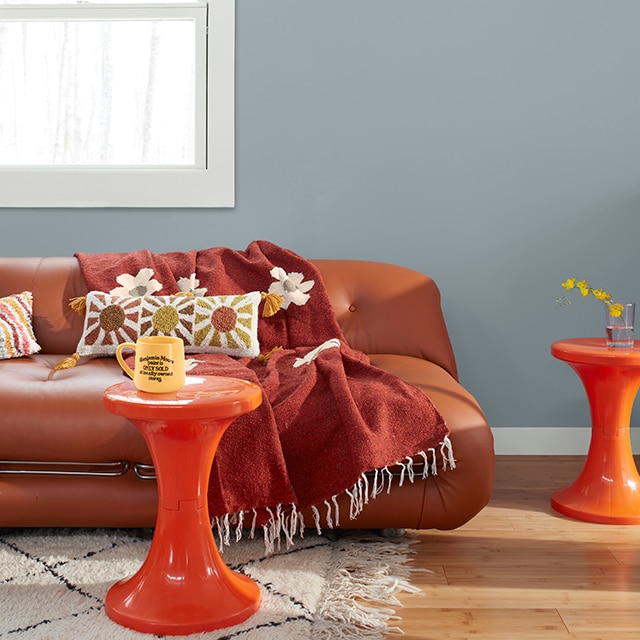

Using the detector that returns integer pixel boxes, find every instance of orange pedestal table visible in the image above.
[103,375,263,635]
[551,338,640,524]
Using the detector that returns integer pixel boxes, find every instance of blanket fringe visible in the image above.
[213,436,456,554]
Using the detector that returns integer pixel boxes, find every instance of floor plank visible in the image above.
[392,455,640,639]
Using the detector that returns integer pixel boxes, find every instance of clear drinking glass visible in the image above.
[605,303,635,348]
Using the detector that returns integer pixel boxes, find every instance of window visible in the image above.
[0,0,234,207]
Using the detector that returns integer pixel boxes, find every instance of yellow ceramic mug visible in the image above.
[116,336,186,393]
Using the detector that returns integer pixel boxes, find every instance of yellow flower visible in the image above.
[559,277,620,313]
[576,280,590,297]
[608,303,624,318]
[591,289,611,303]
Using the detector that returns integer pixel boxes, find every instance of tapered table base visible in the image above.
[551,339,640,524]
[103,376,262,635]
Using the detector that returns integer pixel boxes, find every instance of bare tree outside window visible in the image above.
[0,0,234,208]
[0,12,196,165]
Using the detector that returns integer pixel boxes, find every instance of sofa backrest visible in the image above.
[311,260,458,380]
[0,257,87,355]
[0,256,458,379]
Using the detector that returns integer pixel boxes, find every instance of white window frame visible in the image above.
[0,0,234,208]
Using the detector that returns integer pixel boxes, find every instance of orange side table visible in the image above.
[103,375,263,635]
[551,338,640,524]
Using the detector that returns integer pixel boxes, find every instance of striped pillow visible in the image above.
[0,291,41,360]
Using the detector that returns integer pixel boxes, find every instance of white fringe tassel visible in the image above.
[213,435,456,554]
[312,534,424,639]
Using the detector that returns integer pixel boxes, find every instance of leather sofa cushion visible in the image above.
[0,354,151,463]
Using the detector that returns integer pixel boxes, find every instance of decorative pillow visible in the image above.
[76,291,261,358]
[0,291,41,360]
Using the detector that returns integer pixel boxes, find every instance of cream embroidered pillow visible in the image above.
[76,291,261,358]
[0,291,41,360]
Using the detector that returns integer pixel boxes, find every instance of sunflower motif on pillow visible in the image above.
[75,291,261,358]
[79,293,141,349]
[138,295,195,343]
[193,294,258,353]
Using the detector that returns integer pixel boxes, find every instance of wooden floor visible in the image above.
[394,455,640,640]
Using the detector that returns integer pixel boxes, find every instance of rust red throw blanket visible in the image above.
[76,241,452,545]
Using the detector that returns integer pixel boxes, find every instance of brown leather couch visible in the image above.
[0,256,494,531]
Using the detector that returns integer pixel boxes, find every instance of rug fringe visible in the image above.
[214,437,456,554]
[311,533,423,639]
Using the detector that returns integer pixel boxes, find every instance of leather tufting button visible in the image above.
[348,304,357,312]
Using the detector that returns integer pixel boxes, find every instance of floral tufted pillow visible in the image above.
[0,291,41,360]
[76,291,262,358]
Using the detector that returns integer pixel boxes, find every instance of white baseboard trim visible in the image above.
[491,426,640,455]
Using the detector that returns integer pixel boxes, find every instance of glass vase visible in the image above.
[605,303,635,348]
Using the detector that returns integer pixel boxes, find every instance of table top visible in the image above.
[551,337,640,366]
[103,375,262,421]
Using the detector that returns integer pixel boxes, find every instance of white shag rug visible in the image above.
[0,528,421,639]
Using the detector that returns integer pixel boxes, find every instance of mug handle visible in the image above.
[115,342,137,379]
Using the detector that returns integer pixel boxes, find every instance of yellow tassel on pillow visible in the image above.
[54,353,80,371]
[69,296,87,315]
[256,346,283,365]
[261,292,283,318]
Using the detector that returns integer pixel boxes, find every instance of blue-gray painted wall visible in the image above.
[2,1,640,432]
